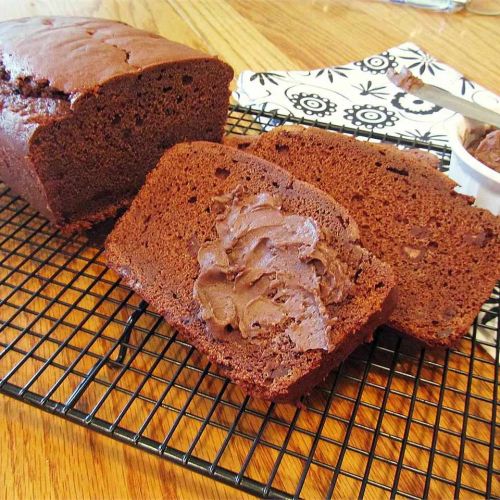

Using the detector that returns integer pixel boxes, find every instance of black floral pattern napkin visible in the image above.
[233,42,499,145]
[234,42,499,358]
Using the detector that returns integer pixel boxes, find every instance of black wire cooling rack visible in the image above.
[0,105,498,499]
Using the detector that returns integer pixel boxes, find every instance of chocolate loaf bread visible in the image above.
[0,17,233,233]
[105,142,397,402]
[225,126,500,348]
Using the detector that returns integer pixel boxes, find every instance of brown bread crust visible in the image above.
[0,17,233,233]
[225,126,500,347]
[105,142,397,402]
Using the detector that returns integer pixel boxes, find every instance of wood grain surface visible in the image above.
[0,1,499,499]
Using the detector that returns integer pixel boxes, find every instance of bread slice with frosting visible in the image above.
[105,141,396,402]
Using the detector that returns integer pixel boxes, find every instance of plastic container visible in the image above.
[447,115,500,215]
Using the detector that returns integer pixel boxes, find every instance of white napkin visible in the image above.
[233,42,499,145]
[233,42,499,358]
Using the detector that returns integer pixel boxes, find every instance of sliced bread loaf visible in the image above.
[0,17,233,233]
[224,126,500,347]
[105,142,396,402]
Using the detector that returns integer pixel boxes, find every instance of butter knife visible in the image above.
[387,68,500,128]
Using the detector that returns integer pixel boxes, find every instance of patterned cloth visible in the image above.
[233,43,499,359]
[233,42,500,146]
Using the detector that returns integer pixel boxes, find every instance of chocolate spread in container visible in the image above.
[466,128,500,173]
[193,187,353,352]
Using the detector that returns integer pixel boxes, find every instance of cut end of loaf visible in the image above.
[0,17,234,234]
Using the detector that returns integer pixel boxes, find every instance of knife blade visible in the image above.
[387,68,500,128]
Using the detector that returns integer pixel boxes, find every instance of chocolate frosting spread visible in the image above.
[387,68,424,93]
[467,129,500,173]
[193,188,353,352]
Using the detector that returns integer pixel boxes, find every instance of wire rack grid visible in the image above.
[0,105,498,499]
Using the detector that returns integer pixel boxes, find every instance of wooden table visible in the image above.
[0,1,498,499]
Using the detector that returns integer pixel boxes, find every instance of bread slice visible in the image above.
[224,126,500,347]
[105,142,396,402]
